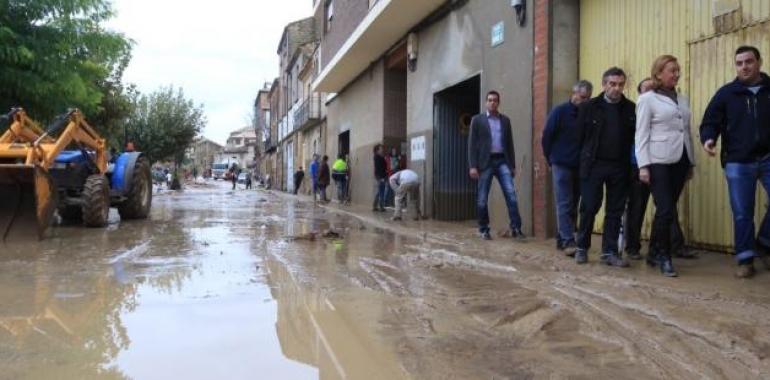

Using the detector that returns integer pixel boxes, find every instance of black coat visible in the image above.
[576,93,636,179]
[700,72,770,165]
[467,112,516,171]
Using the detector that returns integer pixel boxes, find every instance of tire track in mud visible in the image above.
[270,194,770,378]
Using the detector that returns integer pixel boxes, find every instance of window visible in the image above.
[325,0,333,33]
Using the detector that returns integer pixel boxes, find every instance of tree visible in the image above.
[126,86,206,167]
[0,0,132,128]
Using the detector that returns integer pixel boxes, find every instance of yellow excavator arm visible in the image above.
[0,108,107,242]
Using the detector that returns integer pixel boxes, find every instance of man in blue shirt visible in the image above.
[542,80,592,251]
[309,154,320,201]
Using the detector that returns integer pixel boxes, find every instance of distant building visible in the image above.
[217,127,258,169]
[187,137,223,177]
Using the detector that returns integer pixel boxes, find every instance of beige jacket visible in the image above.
[635,91,696,168]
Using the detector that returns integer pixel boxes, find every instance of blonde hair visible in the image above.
[650,55,679,90]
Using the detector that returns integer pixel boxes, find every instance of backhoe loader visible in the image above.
[0,108,152,242]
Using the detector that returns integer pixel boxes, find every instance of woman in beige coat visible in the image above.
[635,55,696,277]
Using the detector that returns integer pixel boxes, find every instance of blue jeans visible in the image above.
[476,156,522,233]
[552,165,580,244]
[373,178,387,209]
[725,158,770,263]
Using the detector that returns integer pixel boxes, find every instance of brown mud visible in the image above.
[0,181,769,379]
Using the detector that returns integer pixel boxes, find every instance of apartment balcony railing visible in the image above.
[293,95,321,131]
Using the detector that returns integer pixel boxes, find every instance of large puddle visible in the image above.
[2,181,770,379]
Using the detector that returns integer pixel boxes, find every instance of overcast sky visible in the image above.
[108,0,312,145]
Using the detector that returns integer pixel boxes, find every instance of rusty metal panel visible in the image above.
[689,0,770,40]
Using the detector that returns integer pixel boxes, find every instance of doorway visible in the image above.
[432,75,480,221]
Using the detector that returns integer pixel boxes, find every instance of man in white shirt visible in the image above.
[388,169,420,221]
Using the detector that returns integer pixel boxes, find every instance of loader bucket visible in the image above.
[0,165,56,242]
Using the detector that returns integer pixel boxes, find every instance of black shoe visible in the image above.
[601,253,629,268]
[645,252,658,267]
[673,248,698,259]
[512,229,526,241]
[575,249,588,264]
[659,257,678,277]
[626,249,643,261]
[480,231,492,240]
[556,240,566,251]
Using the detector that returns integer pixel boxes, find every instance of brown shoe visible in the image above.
[735,263,756,279]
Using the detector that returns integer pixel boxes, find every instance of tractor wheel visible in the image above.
[82,174,110,227]
[118,156,152,219]
[58,205,82,222]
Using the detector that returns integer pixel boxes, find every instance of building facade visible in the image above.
[313,0,535,231]
[187,137,224,178]
[217,127,258,170]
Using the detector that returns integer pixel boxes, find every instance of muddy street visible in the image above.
[1,180,769,379]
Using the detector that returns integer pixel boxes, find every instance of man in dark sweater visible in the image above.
[569,67,636,267]
[701,45,770,278]
[372,144,388,211]
[542,80,593,251]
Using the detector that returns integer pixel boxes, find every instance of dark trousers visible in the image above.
[624,167,686,254]
[576,161,629,253]
[648,154,690,258]
[294,175,304,194]
[624,166,650,253]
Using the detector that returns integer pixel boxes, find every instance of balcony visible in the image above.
[293,95,322,131]
[312,0,445,93]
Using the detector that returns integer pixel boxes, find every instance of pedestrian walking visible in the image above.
[542,80,593,251]
[309,154,320,201]
[700,45,770,278]
[636,55,696,277]
[468,90,525,240]
[245,171,252,190]
[332,154,349,203]
[372,144,388,211]
[230,165,238,191]
[569,67,635,268]
[166,170,173,190]
[293,166,305,195]
[318,155,331,202]
[624,78,693,262]
[388,169,421,221]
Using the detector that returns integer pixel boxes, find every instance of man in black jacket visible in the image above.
[701,45,770,278]
[372,144,388,211]
[569,67,635,267]
[468,90,524,240]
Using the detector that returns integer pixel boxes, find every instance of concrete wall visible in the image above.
[325,60,386,204]
[318,0,370,68]
[406,0,535,233]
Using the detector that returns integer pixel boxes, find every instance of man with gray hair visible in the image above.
[541,80,593,251]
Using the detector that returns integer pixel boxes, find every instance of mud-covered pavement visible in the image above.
[1,180,770,379]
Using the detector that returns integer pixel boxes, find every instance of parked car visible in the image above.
[237,172,248,184]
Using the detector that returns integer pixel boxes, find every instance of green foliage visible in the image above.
[126,86,206,165]
[0,0,132,136]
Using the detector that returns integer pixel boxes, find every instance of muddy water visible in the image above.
[1,181,770,379]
